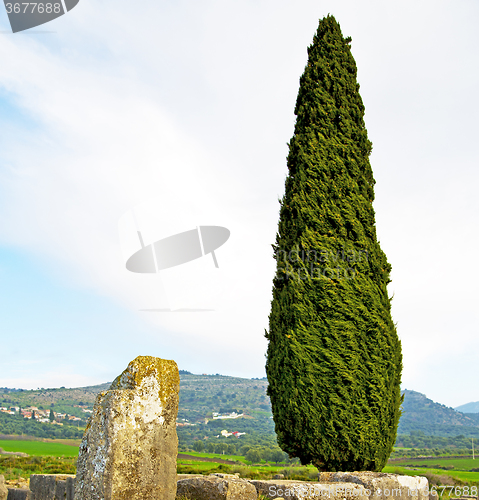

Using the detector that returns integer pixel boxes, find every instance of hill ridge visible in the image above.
[2,376,479,439]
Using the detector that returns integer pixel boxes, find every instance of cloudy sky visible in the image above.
[0,0,477,409]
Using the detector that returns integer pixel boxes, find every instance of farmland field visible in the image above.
[2,439,479,487]
[178,451,244,462]
[0,439,79,457]
[392,457,479,469]
[384,456,479,486]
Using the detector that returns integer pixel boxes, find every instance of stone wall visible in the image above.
[14,472,432,500]
[19,474,75,500]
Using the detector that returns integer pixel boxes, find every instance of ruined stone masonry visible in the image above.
[74,356,180,500]
[252,472,430,500]
[177,475,258,500]
[22,472,433,500]
[29,474,74,500]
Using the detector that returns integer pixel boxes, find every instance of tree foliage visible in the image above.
[245,448,261,464]
[265,15,402,472]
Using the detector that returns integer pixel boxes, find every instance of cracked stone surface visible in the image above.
[250,473,429,500]
[177,476,258,500]
[74,356,179,500]
[0,475,7,500]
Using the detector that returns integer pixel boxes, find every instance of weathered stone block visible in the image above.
[30,475,55,500]
[65,477,75,500]
[30,474,74,500]
[0,476,7,500]
[54,480,66,499]
[250,474,429,500]
[75,356,180,500]
[250,480,367,500]
[177,475,257,500]
[6,489,32,500]
[321,472,429,500]
[176,474,203,481]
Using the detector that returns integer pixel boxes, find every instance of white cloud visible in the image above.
[0,0,478,405]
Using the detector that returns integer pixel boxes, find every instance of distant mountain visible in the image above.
[455,401,479,413]
[398,390,479,438]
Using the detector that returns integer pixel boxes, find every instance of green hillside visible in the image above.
[177,373,270,419]
[0,374,275,450]
[398,390,479,438]
[2,376,479,450]
[0,383,110,418]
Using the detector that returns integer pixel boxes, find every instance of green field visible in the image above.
[179,451,245,462]
[393,457,479,469]
[178,451,319,480]
[384,456,479,486]
[2,440,479,487]
[385,465,479,483]
[0,440,79,457]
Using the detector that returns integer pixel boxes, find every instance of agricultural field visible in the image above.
[384,456,479,488]
[178,459,318,481]
[179,451,244,461]
[0,439,79,457]
[0,441,317,482]
[392,457,479,469]
[0,455,76,481]
[2,439,479,491]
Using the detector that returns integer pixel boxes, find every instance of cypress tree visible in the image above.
[265,15,402,472]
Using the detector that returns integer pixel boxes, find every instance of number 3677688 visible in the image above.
[5,3,62,14]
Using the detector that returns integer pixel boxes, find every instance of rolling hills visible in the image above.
[2,374,479,443]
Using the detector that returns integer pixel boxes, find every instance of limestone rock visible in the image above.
[0,476,7,500]
[321,472,429,500]
[5,489,32,500]
[55,479,66,499]
[250,479,367,500]
[250,475,430,500]
[65,477,75,500]
[30,474,74,500]
[75,356,180,500]
[177,474,204,481]
[177,475,257,500]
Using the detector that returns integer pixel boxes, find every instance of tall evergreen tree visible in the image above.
[265,15,402,472]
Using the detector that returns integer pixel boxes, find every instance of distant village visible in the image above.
[0,406,248,437]
[0,405,90,425]
[212,411,244,420]
[176,411,246,438]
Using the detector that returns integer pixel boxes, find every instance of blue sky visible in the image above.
[0,246,177,386]
[0,0,478,408]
